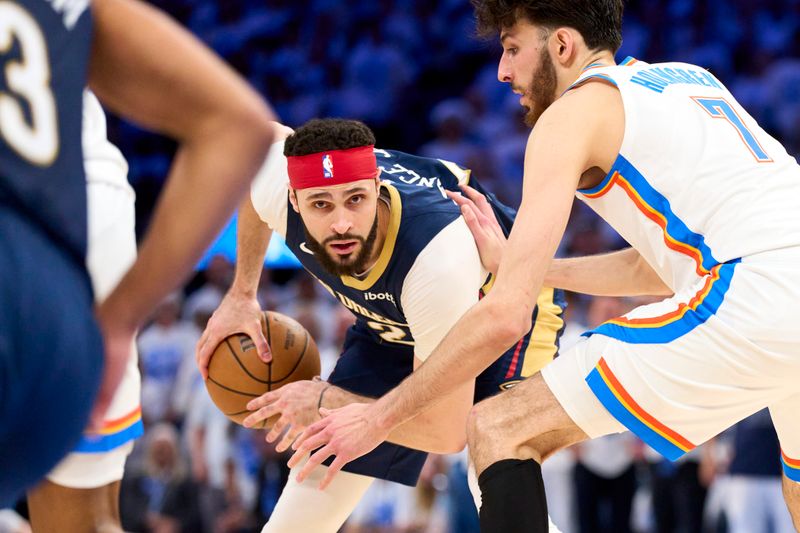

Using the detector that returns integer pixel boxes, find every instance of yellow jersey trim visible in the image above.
[521,287,564,377]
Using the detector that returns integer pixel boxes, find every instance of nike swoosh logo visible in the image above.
[299,242,315,255]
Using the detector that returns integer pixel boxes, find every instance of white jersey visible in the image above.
[572,58,800,292]
[82,90,131,189]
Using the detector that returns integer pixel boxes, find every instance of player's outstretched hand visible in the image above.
[288,402,390,490]
[446,185,507,275]
[195,291,270,380]
[243,378,327,452]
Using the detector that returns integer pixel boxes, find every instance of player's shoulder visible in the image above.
[377,148,470,188]
[537,77,624,142]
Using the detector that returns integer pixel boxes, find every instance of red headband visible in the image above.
[286,145,378,189]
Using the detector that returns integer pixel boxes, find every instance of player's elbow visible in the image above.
[235,102,278,149]
[440,435,468,454]
[429,432,467,454]
[484,295,533,348]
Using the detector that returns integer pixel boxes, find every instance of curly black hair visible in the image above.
[472,0,623,53]
[284,118,376,157]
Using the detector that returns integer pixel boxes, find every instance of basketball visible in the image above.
[205,311,320,428]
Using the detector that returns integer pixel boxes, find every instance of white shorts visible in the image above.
[542,249,800,483]
[47,179,143,489]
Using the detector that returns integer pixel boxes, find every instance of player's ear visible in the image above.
[374,169,382,190]
[551,27,576,67]
[288,186,300,213]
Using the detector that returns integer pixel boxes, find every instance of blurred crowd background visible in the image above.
[6,0,800,532]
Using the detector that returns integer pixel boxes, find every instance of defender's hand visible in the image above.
[243,379,327,452]
[288,402,390,490]
[446,185,507,275]
[195,291,270,380]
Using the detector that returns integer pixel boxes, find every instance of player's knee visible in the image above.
[466,399,504,447]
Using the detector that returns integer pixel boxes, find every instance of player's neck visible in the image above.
[558,50,616,95]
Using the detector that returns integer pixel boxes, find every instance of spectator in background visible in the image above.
[252,436,292,527]
[420,99,480,167]
[646,444,707,533]
[138,293,198,424]
[714,410,795,533]
[185,255,233,321]
[120,423,202,533]
[185,384,237,532]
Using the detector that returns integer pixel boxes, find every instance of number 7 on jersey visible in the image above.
[691,96,772,163]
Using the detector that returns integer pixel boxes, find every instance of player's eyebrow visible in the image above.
[306,186,369,201]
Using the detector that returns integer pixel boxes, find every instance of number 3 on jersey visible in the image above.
[0,2,59,166]
[692,96,772,163]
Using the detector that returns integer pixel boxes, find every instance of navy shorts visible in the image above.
[327,320,561,486]
[0,208,103,506]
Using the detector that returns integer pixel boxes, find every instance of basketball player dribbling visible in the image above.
[1,0,275,510]
[290,2,800,532]
[196,118,567,532]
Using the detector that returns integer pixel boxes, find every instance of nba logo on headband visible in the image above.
[322,154,334,178]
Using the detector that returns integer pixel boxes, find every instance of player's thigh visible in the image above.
[0,210,103,506]
[28,479,123,533]
[470,372,588,450]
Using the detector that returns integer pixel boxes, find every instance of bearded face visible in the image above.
[521,45,558,127]
[301,212,379,277]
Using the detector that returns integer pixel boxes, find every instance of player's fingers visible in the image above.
[244,402,281,429]
[246,390,279,411]
[318,456,348,490]
[244,320,272,363]
[295,445,335,484]
[196,330,224,380]
[291,428,329,457]
[445,189,471,208]
[276,426,302,453]
[265,417,288,443]
[292,416,330,450]
[461,185,502,230]
[460,204,487,241]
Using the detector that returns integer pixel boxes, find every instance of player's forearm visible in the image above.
[546,248,673,297]
[372,293,529,433]
[230,198,273,299]
[321,386,467,454]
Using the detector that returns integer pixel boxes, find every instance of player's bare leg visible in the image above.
[28,480,123,533]
[467,373,588,533]
[782,474,800,530]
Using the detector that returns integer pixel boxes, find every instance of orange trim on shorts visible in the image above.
[605,264,721,328]
[783,450,800,468]
[597,358,695,452]
[96,406,142,435]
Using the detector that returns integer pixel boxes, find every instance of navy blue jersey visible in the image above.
[285,149,561,354]
[0,0,92,265]
[287,150,463,347]
[285,149,565,484]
